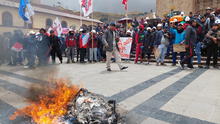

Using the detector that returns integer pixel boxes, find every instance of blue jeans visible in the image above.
[172,52,185,64]
[195,42,202,64]
[97,48,102,61]
[157,45,167,63]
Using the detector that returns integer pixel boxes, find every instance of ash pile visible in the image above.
[63,89,126,124]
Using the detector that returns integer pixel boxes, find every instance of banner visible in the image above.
[118,37,132,59]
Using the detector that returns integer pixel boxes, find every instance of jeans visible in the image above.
[89,48,98,61]
[172,52,185,64]
[67,47,76,61]
[206,43,218,66]
[157,44,167,63]
[195,42,202,64]
[135,43,143,63]
[106,47,122,69]
[97,48,102,61]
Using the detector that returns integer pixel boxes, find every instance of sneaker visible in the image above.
[156,62,159,66]
[172,63,176,66]
[121,66,128,70]
[187,64,194,69]
[213,66,219,69]
[204,66,210,69]
[161,63,167,66]
[67,60,70,64]
[198,64,203,68]
[107,68,112,71]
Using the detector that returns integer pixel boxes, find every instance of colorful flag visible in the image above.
[48,17,63,36]
[19,0,34,23]
[79,33,90,48]
[11,42,23,52]
[79,0,93,17]
[122,0,128,10]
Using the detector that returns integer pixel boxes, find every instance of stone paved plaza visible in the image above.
[0,62,220,124]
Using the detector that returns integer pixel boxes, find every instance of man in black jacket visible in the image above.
[205,24,220,69]
[180,20,197,69]
[49,30,63,64]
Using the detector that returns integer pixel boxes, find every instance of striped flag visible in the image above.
[122,0,128,10]
[79,33,90,48]
[79,0,93,17]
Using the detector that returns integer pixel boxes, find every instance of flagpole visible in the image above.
[125,1,128,33]
[91,0,94,63]
[80,1,82,28]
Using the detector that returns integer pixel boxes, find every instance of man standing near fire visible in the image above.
[102,23,128,71]
[66,29,77,63]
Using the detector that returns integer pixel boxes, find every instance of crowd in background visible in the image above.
[0,7,220,70]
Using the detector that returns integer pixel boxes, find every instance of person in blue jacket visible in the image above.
[170,23,186,66]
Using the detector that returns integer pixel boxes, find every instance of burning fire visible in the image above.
[10,79,80,124]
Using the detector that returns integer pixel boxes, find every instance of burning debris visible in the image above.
[63,89,119,124]
[10,79,125,124]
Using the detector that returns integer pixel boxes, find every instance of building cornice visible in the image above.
[0,0,102,24]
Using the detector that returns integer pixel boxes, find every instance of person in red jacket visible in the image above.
[66,29,77,63]
[88,30,98,62]
[135,25,146,64]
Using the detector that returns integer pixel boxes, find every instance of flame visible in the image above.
[10,79,80,124]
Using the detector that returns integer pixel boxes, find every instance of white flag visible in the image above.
[24,3,35,23]
[52,17,63,36]
[79,0,93,17]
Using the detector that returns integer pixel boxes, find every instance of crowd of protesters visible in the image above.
[0,7,220,70]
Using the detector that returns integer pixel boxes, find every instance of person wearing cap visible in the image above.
[75,29,83,62]
[102,23,128,71]
[205,23,220,69]
[183,16,191,30]
[194,19,204,68]
[144,27,154,64]
[49,30,63,64]
[205,7,213,18]
[170,23,186,66]
[79,29,89,63]
[88,30,98,62]
[66,29,77,63]
[206,14,216,30]
[154,23,168,66]
[36,28,50,66]
[180,19,198,69]
[135,25,146,64]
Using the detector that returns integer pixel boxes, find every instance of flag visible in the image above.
[79,0,93,17]
[79,33,90,48]
[19,0,34,23]
[122,0,128,10]
[11,42,23,52]
[48,17,63,36]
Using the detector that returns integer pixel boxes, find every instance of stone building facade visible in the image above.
[156,0,220,17]
[0,0,102,35]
